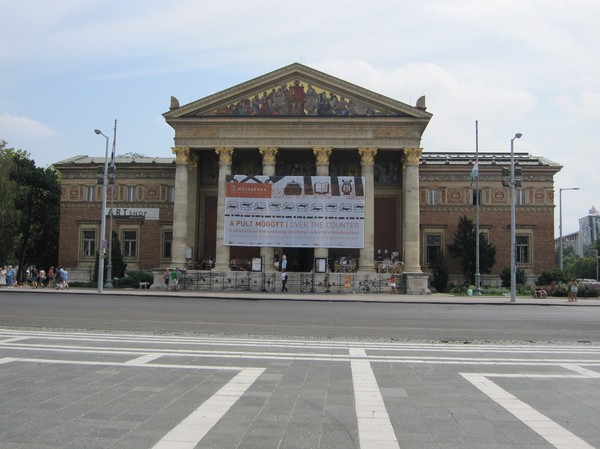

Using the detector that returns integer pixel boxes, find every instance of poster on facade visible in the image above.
[224,175,365,248]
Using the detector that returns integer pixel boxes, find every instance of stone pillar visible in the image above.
[259,146,278,270]
[213,147,234,270]
[313,147,332,264]
[171,147,191,268]
[402,147,430,294]
[358,147,377,272]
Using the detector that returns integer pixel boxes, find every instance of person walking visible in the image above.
[281,270,288,292]
[568,278,579,302]
[390,274,397,294]
[0,265,6,288]
[6,266,15,288]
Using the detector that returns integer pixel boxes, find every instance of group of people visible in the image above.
[163,267,183,292]
[0,265,69,289]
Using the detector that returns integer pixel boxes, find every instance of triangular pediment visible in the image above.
[164,63,431,119]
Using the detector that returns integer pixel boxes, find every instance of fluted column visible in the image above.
[259,147,278,270]
[402,147,430,294]
[402,147,422,273]
[358,147,377,271]
[213,147,234,270]
[171,147,191,267]
[313,147,332,264]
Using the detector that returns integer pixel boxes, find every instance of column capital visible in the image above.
[313,147,332,165]
[402,147,423,166]
[358,147,378,166]
[259,147,278,164]
[171,147,191,165]
[215,147,234,165]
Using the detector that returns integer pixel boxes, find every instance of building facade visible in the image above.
[56,64,561,290]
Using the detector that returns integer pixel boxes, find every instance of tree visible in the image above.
[447,215,497,284]
[0,141,61,278]
[431,253,449,292]
[0,142,20,263]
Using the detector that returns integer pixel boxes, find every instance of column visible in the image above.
[402,147,430,294]
[358,147,377,272]
[259,146,278,270]
[313,147,332,264]
[171,147,191,267]
[213,147,234,270]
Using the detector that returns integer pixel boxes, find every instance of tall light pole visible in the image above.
[510,133,522,303]
[94,129,109,293]
[559,187,579,270]
[104,120,117,288]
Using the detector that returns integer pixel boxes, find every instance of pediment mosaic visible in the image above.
[211,79,390,117]
[166,63,430,120]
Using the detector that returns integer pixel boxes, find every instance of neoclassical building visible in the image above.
[56,63,561,293]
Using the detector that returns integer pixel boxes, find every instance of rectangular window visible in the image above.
[86,186,95,202]
[123,230,138,258]
[163,230,173,260]
[516,235,530,264]
[472,189,481,205]
[126,186,137,202]
[167,186,175,203]
[516,189,526,205]
[82,230,96,258]
[426,234,442,265]
[428,189,440,205]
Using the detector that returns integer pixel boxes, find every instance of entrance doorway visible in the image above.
[282,248,315,272]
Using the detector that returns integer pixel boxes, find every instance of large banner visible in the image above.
[224,175,365,248]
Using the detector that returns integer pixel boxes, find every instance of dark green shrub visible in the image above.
[118,270,153,289]
[500,267,526,288]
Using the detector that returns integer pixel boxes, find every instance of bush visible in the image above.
[118,270,153,289]
[535,268,566,286]
[500,267,526,288]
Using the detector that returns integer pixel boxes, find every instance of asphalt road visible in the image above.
[1,290,599,342]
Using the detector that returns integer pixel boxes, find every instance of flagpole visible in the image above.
[105,119,117,288]
[475,120,481,295]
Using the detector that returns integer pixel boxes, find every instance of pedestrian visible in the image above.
[47,266,55,288]
[38,268,46,288]
[390,274,397,294]
[281,270,288,292]
[163,268,170,290]
[568,278,579,302]
[170,267,179,291]
[6,266,15,288]
[281,254,287,272]
[0,265,6,288]
[61,268,69,289]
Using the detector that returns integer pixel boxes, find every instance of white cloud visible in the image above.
[0,112,58,139]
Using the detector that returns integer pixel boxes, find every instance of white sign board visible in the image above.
[108,208,159,220]
[224,175,365,248]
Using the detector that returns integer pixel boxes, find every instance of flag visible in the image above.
[470,161,479,187]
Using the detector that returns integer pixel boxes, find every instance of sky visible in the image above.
[1,0,598,235]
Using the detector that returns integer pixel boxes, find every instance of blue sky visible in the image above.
[1,0,598,235]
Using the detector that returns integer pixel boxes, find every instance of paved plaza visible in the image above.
[1,328,599,448]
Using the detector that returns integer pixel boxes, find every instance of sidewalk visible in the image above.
[7,286,600,306]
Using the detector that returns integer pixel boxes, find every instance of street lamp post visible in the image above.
[94,129,109,293]
[559,187,579,271]
[510,133,522,303]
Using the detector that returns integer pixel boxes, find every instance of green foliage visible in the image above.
[119,270,153,288]
[109,231,126,278]
[500,266,527,288]
[430,253,449,292]
[0,141,60,274]
[447,215,497,284]
[535,268,567,286]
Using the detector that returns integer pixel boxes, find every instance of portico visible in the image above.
[164,63,432,294]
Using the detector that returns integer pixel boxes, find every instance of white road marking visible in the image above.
[124,353,164,365]
[151,367,264,449]
[559,364,600,378]
[462,373,595,449]
[350,348,400,449]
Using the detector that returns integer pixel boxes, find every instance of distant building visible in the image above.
[55,64,562,290]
